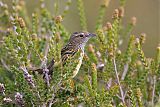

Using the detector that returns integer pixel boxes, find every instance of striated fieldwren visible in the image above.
[60,32,96,78]
[35,32,96,78]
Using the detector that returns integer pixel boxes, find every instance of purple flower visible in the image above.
[0,83,5,93]
[15,92,24,107]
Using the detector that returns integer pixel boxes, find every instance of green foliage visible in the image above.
[0,0,159,107]
[77,0,87,31]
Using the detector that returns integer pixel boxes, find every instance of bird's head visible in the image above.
[68,32,96,49]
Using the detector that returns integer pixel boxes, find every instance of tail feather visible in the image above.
[32,68,43,74]
[32,58,55,75]
[47,59,55,75]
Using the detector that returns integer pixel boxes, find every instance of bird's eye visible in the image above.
[79,34,84,37]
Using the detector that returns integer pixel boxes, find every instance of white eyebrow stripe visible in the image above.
[81,33,84,35]
[76,32,84,37]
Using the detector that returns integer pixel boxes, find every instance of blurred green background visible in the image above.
[2,0,159,57]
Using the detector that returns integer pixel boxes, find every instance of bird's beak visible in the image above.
[87,33,96,37]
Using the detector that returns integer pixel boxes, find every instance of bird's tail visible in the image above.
[47,59,55,75]
[32,59,55,75]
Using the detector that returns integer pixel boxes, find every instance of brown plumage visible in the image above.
[34,32,96,78]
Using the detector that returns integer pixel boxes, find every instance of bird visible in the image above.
[61,32,96,78]
[34,31,96,78]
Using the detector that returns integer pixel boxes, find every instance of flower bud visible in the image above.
[130,16,137,26]
[157,45,160,50]
[105,22,112,30]
[55,32,61,43]
[117,50,121,55]
[112,9,119,19]
[31,33,37,40]
[4,10,9,15]
[103,0,111,7]
[91,63,97,71]
[136,60,142,66]
[54,15,63,23]
[3,4,8,9]
[18,17,26,28]
[84,54,89,61]
[16,5,22,11]
[140,33,146,44]
[88,44,95,53]
[19,0,25,6]
[118,7,124,18]
[135,38,140,45]
[136,88,142,97]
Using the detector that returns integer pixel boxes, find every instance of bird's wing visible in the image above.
[61,45,78,65]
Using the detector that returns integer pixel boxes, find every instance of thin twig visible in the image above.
[106,78,112,90]
[48,95,57,107]
[31,101,35,107]
[0,58,11,71]
[41,36,51,87]
[152,76,156,106]
[121,63,129,80]
[40,36,50,68]
[113,58,125,104]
